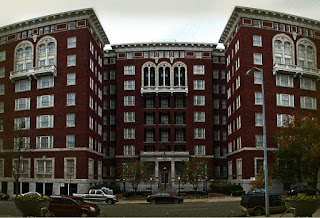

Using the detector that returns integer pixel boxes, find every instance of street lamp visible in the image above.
[163,167,167,191]
[177,176,181,195]
[150,177,153,192]
[123,179,126,192]
[246,67,269,216]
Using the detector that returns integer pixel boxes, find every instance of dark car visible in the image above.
[48,196,100,217]
[0,192,9,200]
[287,185,320,196]
[241,192,287,216]
[146,192,183,204]
[247,188,265,194]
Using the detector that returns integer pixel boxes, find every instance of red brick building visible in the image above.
[219,6,320,191]
[0,8,108,195]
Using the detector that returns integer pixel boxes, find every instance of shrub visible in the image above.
[210,183,244,196]
[15,193,52,202]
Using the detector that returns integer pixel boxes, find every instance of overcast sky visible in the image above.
[1,0,320,48]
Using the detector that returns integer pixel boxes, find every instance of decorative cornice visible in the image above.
[111,42,217,52]
[0,8,109,45]
[219,6,320,44]
[2,147,103,156]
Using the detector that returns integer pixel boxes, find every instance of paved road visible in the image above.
[99,201,245,217]
[0,198,245,217]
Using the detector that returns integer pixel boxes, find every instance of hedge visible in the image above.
[210,183,244,196]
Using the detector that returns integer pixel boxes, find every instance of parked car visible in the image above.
[146,193,183,204]
[287,185,320,196]
[241,192,287,216]
[48,196,100,217]
[0,192,9,200]
[73,188,118,204]
[247,188,265,194]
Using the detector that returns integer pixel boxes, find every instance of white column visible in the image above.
[171,161,175,185]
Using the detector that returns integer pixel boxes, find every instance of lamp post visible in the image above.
[246,67,269,216]
[123,179,126,192]
[163,167,167,191]
[177,176,181,195]
[150,177,153,192]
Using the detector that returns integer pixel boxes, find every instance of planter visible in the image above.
[285,200,320,217]
[15,200,50,217]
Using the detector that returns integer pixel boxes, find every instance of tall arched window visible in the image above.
[14,41,34,71]
[172,62,187,86]
[158,62,171,86]
[36,36,57,67]
[296,38,317,68]
[142,62,156,86]
[272,34,295,65]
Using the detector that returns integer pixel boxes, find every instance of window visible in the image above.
[124,128,135,139]
[194,96,205,106]
[36,159,53,174]
[36,115,54,128]
[253,35,262,46]
[255,135,263,147]
[15,79,31,92]
[110,85,115,94]
[67,54,76,67]
[67,37,77,48]
[37,76,54,89]
[255,92,263,105]
[124,96,135,106]
[255,113,263,126]
[276,74,293,87]
[213,115,219,125]
[276,93,294,107]
[277,114,293,127]
[0,67,4,78]
[66,135,75,148]
[124,112,135,122]
[88,159,94,179]
[0,51,6,61]
[36,136,54,148]
[253,20,261,27]
[236,95,241,109]
[15,98,30,111]
[300,96,317,110]
[124,145,135,156]
[0,84,4,95]
[0,120,3,131]
[273,34,294,65]
[124,66,135,75]
[194,112,205,122]
[65,158,75,179]
[194,145,206,155]
[110,70,116,80]
[213,70,219,79]
[213,84,219,94]
[37,95,54,108]
[67,73,76,85]
[221,70,226,79]
[214,130,220,141]
[0,101,3,113]
[297,39,317,69]
[236,116,241,129]
[194,128,205,139]
[14,117,30,130]
[255,158,264,176]
[193,65,205,74]
[66,114,75,127]
[66,93,76,106]
[124,80,135,90]
[194,80,205,90]
[253,53,262,65]
[254,71,262,84]
[300,77,316,90]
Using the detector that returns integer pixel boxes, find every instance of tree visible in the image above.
[273,115,320,188]
[120,160,150,192]
[250,166,272,189]
[180,157,208,194]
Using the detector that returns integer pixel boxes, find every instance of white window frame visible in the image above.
[194,128,205,139]
[36,136,54,149]
[124,145,135,156]
[124,128,135,139]
[67,37,77,49]
[15,98,30,111]
[193,96,205,106]
[253,35,262,47]
[300,96,317,110]
[194,145,206,155]
[253,53,262,65]
[276,93,295,107]
[124,112,135,122]
[36,115,54,128]
[194,111,205,122]
[37,95,54,108]
[193,65,205,75]
[124,80,135,90]
[67,54,76,67]
[124,65,135,75]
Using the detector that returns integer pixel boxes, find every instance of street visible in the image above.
[0,199,245,217]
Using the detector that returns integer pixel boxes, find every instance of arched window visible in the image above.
[172,62,187,86]
[272,34,294,65]
[142,62,156,87]
[36,36,57,67]
[14,40,34,71]
[158,62,171,86]
[297,38,317,68]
